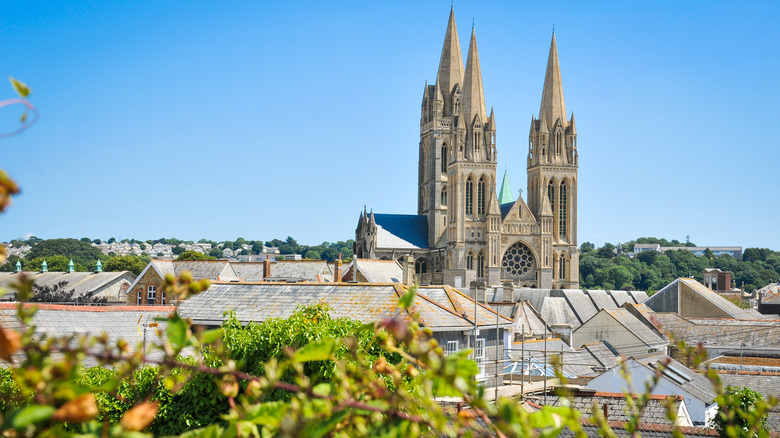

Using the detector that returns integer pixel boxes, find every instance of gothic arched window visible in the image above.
[477,252,485,278]
[559,254,566,280]
[477,177,486,216]
[466,252,474,270]
[559,182,568,240]
[441,144,447,174]
[547,180,555,211]
[415,258,428,274]
[465,177,473,215]
[441,186,447,206]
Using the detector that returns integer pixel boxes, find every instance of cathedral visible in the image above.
[355,8,579,289]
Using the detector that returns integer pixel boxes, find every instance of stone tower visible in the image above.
[527,33,579,288]
[357,11,579,290]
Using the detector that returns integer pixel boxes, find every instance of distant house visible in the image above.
[178,283,513,384]
[570,308,668,357]
[126,260,239,305]
[0,270,136,303]
[586,355,716,426]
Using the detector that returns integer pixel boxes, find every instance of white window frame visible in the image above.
[475,338,486,377]
[147,285,157,303]
[136,290,142,305]
[446,340,459,355]
[161,292,166,305]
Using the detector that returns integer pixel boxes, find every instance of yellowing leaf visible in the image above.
[52,394,98,423]
[0,326,21,361]
[8,76,30,98]
[121,401,159,431]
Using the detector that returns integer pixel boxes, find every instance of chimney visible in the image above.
[502,280,514,302]
[334,253,343,283]
[402,255,415,286]
[263,255,272,279]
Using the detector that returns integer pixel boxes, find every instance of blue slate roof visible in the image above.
[500,202,513,219]
[374,214,429,249]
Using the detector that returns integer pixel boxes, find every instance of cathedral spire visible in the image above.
[461,26,487,123]
[539,34,567,130]
[436,6,464,98]
[498,169,513,205]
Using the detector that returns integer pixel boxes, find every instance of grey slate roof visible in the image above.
[546,391,682,425]
[603,308,668,348]
[636,355,716,405]
[0,271,136,303]
[230,263,268,282]
[608,290,634,306]
[588,289,619,310]
[0,303,173,365]
[345,259,403,283]
[651,313,780,350]
[374,214,429,249]
[264,260,333,282]
[644,278,764,320]
[178,283,512,330]
[582,342,619,369]
[561,289,598,324]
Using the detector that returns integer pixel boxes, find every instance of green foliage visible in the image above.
[580,238,780,292]
[711,386,771,437]
[25,238,104,268]
[103,255,148,275]
[25,255,86,272]
[175,251,215,261]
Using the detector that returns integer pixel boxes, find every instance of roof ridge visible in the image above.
[448,287,513,323]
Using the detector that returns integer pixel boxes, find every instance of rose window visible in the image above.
[502,241,536,278]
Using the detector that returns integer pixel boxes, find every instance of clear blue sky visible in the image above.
[1,1,778,250]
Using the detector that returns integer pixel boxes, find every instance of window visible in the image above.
[559,255,566,280]
[136,291,142,305]
[441,186,447,206]
[466,252,474,270]
[477,177,486,216]
[161,292,167,305]
[477,252,485,278]
[147,285,157,303]
[465,177,473,215]
[475,338,486,377]
[559,182,567,240]
[441,144,447,173]
[415,258,428,274]
[446,340,459,355]
[547,181,555,211]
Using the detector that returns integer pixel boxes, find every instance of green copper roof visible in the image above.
[498,169,514,205]
[15,260,21,272]
[41,259,48,272]
[96,259,103,272]
[68,259,74,272]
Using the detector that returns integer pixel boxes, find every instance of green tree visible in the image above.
[209,248,224,259]
[711,386,770,437]
[176,251,215,261]
[580,242,594,253]
[24,255,85,272]
[103,255,148,275]
[25,238,104,268]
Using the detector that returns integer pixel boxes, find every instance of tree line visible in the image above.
[1,236,356,275]
[580,238,780,293]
